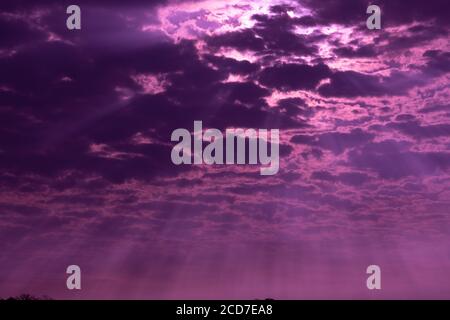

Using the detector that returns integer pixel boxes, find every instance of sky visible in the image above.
[0,0,449,299]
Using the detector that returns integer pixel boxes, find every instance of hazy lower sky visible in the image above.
[0,0,449,299]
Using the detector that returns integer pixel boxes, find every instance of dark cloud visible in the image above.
[337,172,370,186]
[207,7,320,56]
[300,0,450,26]
[318,71,386,97]
[348,140,450,179]
[251,11,318,55]
[291,129,374,154]
[277,98,315,118]
[334,44,377,58]
[395,114,416,122]
[0,15,47,48]
[318,70,422,97]
[419,104,450,114]
[0,8,310,184]
[0,0,171,11]
[203,54,260,75]
[311,170,335,182]
[207,29,266,52]
[422,50,450,76]
[387,120,450,139]
[259,63,331,91]
[375,25,448,52]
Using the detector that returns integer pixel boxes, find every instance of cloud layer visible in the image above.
[0,0,449,299]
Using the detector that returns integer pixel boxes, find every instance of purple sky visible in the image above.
[0,0,449,299]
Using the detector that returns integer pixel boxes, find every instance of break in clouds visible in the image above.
[0,0,449,299]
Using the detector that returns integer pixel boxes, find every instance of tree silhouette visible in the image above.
[1,294,52,300]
